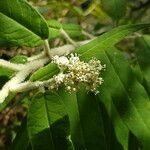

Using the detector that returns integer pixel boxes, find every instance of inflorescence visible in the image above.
[49,53,106,94]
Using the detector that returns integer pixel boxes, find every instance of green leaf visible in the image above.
[0,67,14,79]
[57,89,85,149]
[30,63,59,81]
[0,94,15,112]
[31,24,150,82]
[99,98,128,150]
[73,24,150,149]
[62,23,82,38]
[58,87,125,149]
[99,47,149,149]
[58,87,108,150]
[48,20,61,39]
[27,91,74,150]
[0,0,49,47]
[131,64,143,84]
[74,24,150,56]
[77,45,150,148]
[101,0,127,21]
[47,20,82,39]
[135,35,150,96]
[28,24,150,149]
[10,55,28,64]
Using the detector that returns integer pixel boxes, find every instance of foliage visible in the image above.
[0,0,150,150]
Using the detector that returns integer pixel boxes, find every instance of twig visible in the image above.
[0,59,25,71]
[28,39,93,59]
[51,39,93,56]
[10,78,54,93]
[0,58,49,103]
[44,39,52,58]
[82,30,95,39]
[27,51,45,61]
[0,38,94,103]
[60,28,78,47]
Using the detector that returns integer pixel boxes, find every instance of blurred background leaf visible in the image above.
[101,0,127,22]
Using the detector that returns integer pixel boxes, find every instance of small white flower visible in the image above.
[52,55,69,66]
[54,73,65,84]
[67,86,71,90]
[50,53,106,93]
[69,53,80,64]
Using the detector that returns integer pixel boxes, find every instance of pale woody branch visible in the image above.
[28,39,93,61]
[51,39,93,56]
[0,59,25,71]
[0,58,49,103]
[10,78,54,93]
[27,51,45,61]
[82,30,95,39]
[0,39,94,103]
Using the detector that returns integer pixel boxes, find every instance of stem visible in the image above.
[0,59,25,71]
[0,38,94,103]
[82,30,95,39]
[0,85,9,103]
[60,28,78,47]
[11,78,54,93]
[113,20,119,27]
[51,39,93,56]
[0,58,49,103]
[44,39,52,58]
[27,39,93,60]
[27,51,45,61]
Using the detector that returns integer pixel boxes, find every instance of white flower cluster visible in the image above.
[50,54,106,93]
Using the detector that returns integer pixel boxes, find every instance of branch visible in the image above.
[27,51,45,61]
[51,39,93,56]
[27,39,93,61]
[82,30,95,39]
[0,38,94,103]
[44,39,52,58]
[0,58,49,103]
[27,38,91,61]
[0,59,25,71]
[10,78,54,93]
[60,28,78,47]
